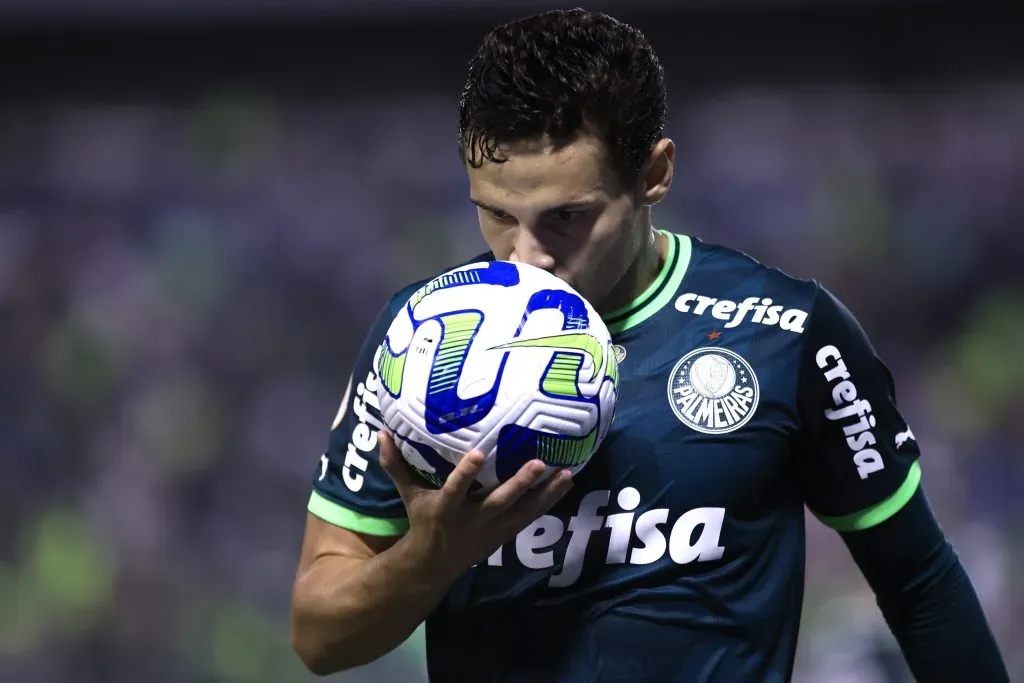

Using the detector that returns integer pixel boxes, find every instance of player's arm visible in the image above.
[796,285,1008,682]
[290,298,574,676]
[289,297,440,674]
[292,514,432,673]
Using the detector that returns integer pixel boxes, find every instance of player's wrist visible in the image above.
[392,527,466,588]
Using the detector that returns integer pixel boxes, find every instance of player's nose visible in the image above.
[508,228,556,272]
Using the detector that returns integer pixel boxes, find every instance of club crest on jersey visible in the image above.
[613,344,627,363]
[667,347,759,434]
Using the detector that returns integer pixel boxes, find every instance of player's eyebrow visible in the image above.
[470,196,600,215]
[470,198,506,214]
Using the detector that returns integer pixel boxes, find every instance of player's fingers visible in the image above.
[378,431,426,495]
[515,468,574,520]
[440,450,486,502]
[478,459,548,513]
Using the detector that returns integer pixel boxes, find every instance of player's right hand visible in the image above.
[378,431,573,582]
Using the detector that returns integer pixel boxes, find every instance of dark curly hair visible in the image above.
[458,8,668,189]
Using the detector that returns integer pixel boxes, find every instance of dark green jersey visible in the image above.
[308,232,922,682]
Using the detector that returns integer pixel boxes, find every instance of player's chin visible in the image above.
[554,273,586,297]
[562,272,609,306]
[547,269,573,287]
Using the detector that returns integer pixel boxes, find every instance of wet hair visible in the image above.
[458,8,668,188]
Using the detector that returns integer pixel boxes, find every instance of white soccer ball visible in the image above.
[374,260,619,493]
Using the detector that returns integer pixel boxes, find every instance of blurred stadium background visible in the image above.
[1,1,1021,681]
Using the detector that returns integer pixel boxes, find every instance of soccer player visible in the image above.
[290,9,1008,682]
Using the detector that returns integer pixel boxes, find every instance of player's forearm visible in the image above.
[843,488,1009,682]
[877,542,1009,682]
[291,534,456,675]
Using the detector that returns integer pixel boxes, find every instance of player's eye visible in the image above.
[488,208,511,221]
[543,209,586,235]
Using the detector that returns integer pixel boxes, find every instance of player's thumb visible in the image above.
[378,431,424,494]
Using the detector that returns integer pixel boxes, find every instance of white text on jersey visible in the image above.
[342,367,386,492]
[674,294,807,333]
[485,488,726,587]
[815,345,884,479]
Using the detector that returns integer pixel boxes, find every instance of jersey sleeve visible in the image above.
[795,284,922,532]
[307,297,409,537]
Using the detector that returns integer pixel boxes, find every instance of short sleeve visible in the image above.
[795,285,922,532]
[307,297,409,537]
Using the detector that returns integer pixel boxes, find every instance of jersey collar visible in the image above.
[603,230,692,335]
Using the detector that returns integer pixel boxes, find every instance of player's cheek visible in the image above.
[479,222,513,258]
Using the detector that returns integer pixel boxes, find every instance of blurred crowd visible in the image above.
[1,83,1022,682]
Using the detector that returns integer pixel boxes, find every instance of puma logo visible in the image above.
[895,428,915,449]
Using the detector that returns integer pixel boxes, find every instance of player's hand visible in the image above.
[378,431,573,582]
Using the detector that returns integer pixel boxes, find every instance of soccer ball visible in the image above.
[374,260,619,493]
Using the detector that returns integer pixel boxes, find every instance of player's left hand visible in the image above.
[378,431,573,582]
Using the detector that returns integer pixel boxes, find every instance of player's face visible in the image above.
[466,133,664,311]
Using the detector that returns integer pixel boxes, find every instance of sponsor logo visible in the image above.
[339,366,386,492]
[331,374,354,429]
[675,294,808,334]
[895,428,915,449]
[485,487,726,587]
[667,347,759,434]
[815,345,884,479]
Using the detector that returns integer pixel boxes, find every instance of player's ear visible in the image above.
[635,138,675,206]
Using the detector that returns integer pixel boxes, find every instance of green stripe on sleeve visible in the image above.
[813,460,922,532]
[307,491,410,537]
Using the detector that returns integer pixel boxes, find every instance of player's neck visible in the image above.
[597,223,668,316]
